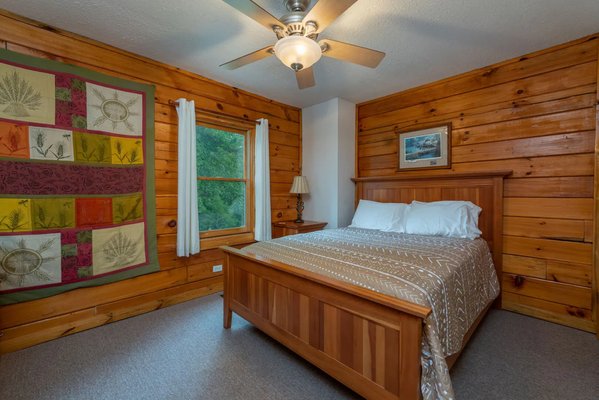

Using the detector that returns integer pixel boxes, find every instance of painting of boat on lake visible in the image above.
[398,123,451,171]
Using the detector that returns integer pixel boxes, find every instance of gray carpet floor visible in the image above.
[1,293,598,400]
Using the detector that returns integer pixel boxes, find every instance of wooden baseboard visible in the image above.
[0,277,223,354]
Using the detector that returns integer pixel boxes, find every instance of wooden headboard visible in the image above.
[352,171,511,277]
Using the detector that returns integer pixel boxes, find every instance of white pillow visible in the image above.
[405,201,482,239]
[350,200,409,232]
[383,204,411,233]
[411,200,482,239]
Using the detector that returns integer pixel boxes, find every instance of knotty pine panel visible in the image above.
[503,254,593,288]
[452,131,594,163]
[502,274,592,310]
[357,33,599,331]
[0,278,223,354]
[502,292,594,332]
[503,236,592,265]
[358,84,597,140]
[504,197,593,220]
[502,254,547,279]
[546,260,593,288]
[0,11,301,353]
[358,61,597,132]
[359,38,598,119]
[357,153,595,178]
[452,108,595,146]
[503,216,587,242]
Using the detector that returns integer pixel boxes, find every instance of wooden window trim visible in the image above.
[196,118,255,247]
[200,232,255,250]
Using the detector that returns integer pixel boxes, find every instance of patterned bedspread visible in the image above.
[244,227,500,400]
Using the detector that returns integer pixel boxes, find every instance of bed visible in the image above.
[221,172,510,399]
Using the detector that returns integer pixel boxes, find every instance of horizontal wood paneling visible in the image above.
[504,177,593,198]
[502,292,594,332]
[502,254,592,288]
[503,216,587,242]
[504,197,593,220]
[452,108,595,146]
[546,260,593,287]
[503,254,547,279]
[0,11,301,352]
[359,39,599,119]
[452,131,594,163]
[502,274,592,309]
[503,236,592,264]
[357,34,598,331]
[359,153,595,178]
[358,84,597,141]
[359,61,597,131]
[0,278,223,353]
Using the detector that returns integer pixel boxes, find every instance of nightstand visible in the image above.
[272,220,327,238]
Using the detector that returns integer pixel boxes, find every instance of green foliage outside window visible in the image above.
[196,125,246,232]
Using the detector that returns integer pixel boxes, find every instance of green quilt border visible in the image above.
[0,49,159,305]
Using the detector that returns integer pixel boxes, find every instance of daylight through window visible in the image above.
[196,124,250,236]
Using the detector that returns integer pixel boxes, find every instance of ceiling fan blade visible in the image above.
[220,46,274,70]
[222,0,283,31]
[303,0,358,34]
[319,39,385,68]
[296,67,315,89]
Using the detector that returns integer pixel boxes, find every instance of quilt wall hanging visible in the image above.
[0,49,158,305]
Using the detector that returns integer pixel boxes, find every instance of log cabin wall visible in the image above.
[0,11,301,353]
[357,34,599,333]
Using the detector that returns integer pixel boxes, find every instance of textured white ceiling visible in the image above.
[1,0,598,108]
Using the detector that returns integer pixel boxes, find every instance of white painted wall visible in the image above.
[301,98,355,228]
[336,98,356,228]
[301,98,338,226]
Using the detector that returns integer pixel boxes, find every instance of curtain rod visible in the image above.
[168,99,262,125]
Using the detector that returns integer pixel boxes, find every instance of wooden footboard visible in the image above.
[223,247,431,400]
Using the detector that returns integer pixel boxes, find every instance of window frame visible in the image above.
[195,117,255,248]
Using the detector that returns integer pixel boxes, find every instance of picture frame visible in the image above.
[397,123,452,171]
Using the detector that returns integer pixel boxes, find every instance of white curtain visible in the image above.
[254,118,272,241]
[176,99,200,256]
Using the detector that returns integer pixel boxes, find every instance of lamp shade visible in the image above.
[273,36,322,71]
[290,175,310,194]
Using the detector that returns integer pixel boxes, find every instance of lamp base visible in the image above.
[295,193,304,225]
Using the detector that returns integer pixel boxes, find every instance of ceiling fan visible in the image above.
[220,0,386,89]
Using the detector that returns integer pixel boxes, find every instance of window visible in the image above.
[196,123,252,239]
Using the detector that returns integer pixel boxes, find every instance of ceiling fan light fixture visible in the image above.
[273,35,322,71]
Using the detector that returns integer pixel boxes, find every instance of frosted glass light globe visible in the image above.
[273,36,322,71]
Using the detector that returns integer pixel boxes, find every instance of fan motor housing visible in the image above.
[285,0,310,12]
[281,0,310,33]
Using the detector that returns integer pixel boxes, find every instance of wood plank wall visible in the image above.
[357,34,599,333]
[594,41,599,338]
[0,11,301,353]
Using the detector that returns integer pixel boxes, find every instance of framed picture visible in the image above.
[398,123,451,171]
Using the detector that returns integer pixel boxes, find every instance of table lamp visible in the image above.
[289,176,309,223]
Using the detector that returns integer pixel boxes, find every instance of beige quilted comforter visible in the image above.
[244,227,500,400]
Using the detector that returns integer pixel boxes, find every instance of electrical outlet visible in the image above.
[212,264,223,273]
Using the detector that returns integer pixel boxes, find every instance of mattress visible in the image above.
[244,227,500,400]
